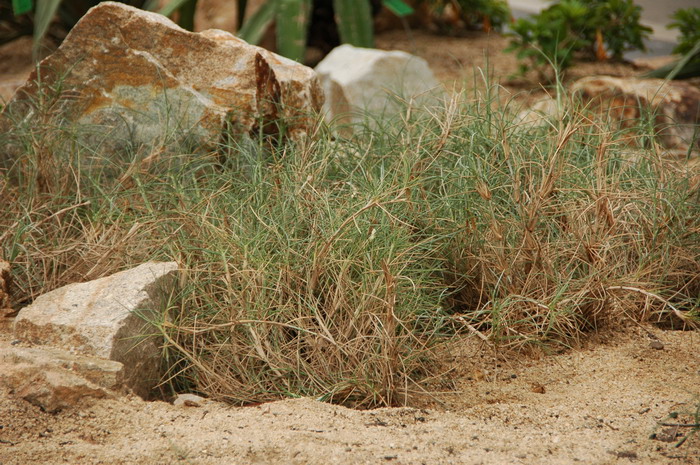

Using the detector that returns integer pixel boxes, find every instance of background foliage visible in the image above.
[506,0,652,80]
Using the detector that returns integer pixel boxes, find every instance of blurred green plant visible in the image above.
[644,7,700,80]
[421,0,510,32]
[505,0,589,79]
[506,0,651,80]
[237,0,415,62]
[10,0,414,64]
[669,7,700,56]
[8,0,194,59]
[587,0,650,60]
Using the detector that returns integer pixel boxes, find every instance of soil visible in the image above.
[1,326,698,464]
[1,26,699,465]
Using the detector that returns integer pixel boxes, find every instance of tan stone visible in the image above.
[1,2,323,153]
[194,0,238,32]
[16,370,111,413]
[0,346,123,412]
[0,258,14,318]
[571,76,700,151]
[0,345,124,390]
[13,261,179,398]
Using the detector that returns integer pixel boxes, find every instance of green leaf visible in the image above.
[333,0,374,48]
[665,39,700,80]
[382,0,413,17]
[276,0,311,62]
[176,0,197,30]
[238,0,277,45]
[237,0,248,30]
[12,0,33,16]
[157,0,194,18]
[33,0,63,60]
[143,0,160,11]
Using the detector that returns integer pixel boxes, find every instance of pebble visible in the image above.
[649,341,664,350]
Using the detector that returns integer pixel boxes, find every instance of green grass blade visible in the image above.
[176,0,197,30]
[157,0,194,18]
[333,0,374,48]
[13,0,33,16]
[238,0,277,45]
[143,0,160,11]
[665,39,700,80]
[33,0,62,60]
[237,0,248,30]
[275,0,311,61]
[643,40,700,80]
[382,0,413,17]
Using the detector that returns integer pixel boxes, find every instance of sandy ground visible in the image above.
[1,23,699,465]
[1,326,698,464]
[374,29,673,99]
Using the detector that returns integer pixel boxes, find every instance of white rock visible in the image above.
[315,44,444,127]
[13,261,179,398]
[173,393,208,407]
[515,98,560,128]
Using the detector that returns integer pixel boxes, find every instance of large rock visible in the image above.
[1,2,323,152]
[571,76,700,151]
[13,261,179,398]
[314,45,443,128]
[0,346,124,412]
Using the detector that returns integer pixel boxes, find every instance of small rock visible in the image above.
[315,44,444,129]
[571,76,700,151]
[652,426,681,443]
[515,98,560,128]
[531,383,546,394]
[13,262,178,399]
[611,450,638,460]
[173,393,208,407]
[649,340,664,350]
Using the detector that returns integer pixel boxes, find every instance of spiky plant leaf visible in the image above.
[333,0,374,48]
[32,0,62,60]
[238,0,277,45]
[12,0,33,16]
[276,0,311,62]
[156,0,193,18]
[382,0,413,17]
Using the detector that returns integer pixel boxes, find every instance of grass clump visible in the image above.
[1,80,698,407]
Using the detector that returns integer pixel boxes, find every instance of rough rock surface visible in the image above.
[0,346,123,412]
[0,2,323,151]
[13,261,179,398]
[571,76,700,150]
[515,97,559,128]
[0,257,13,318]
[315,44,443,127]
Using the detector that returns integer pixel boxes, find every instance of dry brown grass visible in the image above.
[1,85,698,407]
